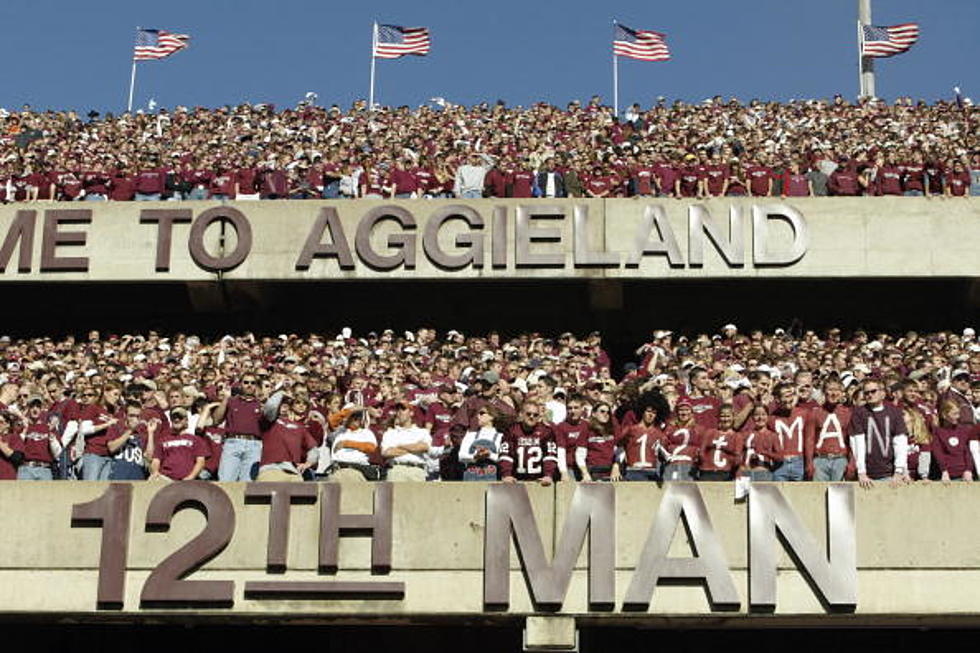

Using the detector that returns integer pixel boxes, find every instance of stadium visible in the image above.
[0,1,978,651]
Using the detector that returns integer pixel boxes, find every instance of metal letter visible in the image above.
[187,207,252,272]
[0,210,36,273]
[515,205,565,268]
[752,203,808,266]
[491,205,507,268]
[573,205,619,268]
[748,483,856,611]
[355,206,417,270]
[140,209,192,272]
[624,205,684,267]
[623,483,740,611]
[422,205,485,270]
[294,207,355,270]
[688,204,745,267]
[40,209,91,272]
[245,482,318,572]
[484,483,615,611]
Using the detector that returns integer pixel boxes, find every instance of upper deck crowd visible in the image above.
[0,95,977,202]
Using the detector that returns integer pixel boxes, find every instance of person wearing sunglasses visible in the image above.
[499,401,557,486]
[848,379,911,489]
[211,374,263,481]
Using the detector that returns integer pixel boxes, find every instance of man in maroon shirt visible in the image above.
[703,152,730,197]
[746,158,773,197]
[553,394,592,481]
[212,373,263,481]
[686,367,720,429]
[256,390,319,482]
[829,158,860,196]
[151,408,207,481]
[849,378,910,488]
[134,164,166,201]
[769,383,809,481]
[805,380,852,481]
[13,396,60,480]
[660,398,702,480]
[499,400,557,485]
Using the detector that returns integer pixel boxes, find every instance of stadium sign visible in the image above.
[0,198,975,281]
[67,481,854,613]
[0,201,806,276]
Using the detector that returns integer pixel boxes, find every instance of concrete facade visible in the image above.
[2,481,980,625]
[0,198,975,282]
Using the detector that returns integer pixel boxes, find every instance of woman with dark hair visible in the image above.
[932,400,976,483]
[577,401,618,481]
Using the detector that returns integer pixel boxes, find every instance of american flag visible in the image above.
[373,24,431,59]
[613,23,670,62]
[861,23,919,58]
[134,29,190,61]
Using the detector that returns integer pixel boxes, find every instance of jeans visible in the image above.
[749,468,774,481]
[460,190,482,199]
[217,438,262,482]
[81,453,113,480]
[17,465,53,481]
[135,192,161,201]
[662,463,693,481]
[186,188,208,200]
[903,190,923,197]
[322,181,341,199]
[774,455,804,482]
[83,194,107,201]
[813,456,847,481]
[624,468,658,482]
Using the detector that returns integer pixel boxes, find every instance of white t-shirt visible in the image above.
[381,425,432,466]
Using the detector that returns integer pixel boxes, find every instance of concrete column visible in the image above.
[524,616,578,652]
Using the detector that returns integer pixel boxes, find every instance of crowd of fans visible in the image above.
[0,95,977,202]
[0,325,976,485]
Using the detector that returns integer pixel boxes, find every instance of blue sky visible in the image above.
[1,0,976,114]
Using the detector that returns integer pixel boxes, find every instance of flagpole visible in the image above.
[857,0,875,98]
[369,22,378,111]
[612,20,619,117]
[127,27,139,113]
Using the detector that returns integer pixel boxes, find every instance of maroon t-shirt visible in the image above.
[81,404,117,456]
[109,174,135,201]
[224,396,262,436]
[632,167,656,196]
[678,166,702,197]
[621,423,662,468]
[390,168,418,194]
[876,166,903,195]
[901,163,925,193]
[931,424,976,478]
[703,164,730,195]
[236,168,258,194]
[947,171,971,196]
[699,428,742,472]
[661,423,703,463]
[156,431,208,480]
[581,427,618,467]
[209,171,237,197]
[135,169,166,194]
[0,433,16,480]
[747,166,772,196]
[15,421,56,463]
[260,418,317,466]
[510,170,535,198]
[783,172,810,197]
[553,419,593,471]
[653,164,678,196]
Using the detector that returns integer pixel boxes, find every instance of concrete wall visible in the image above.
[0,198,975,282]
[2,481,980,625]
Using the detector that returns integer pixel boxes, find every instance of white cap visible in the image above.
[964,328,976,339]
[722,323,737,332]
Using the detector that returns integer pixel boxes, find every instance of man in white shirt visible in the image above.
[329,409,379,482]
[381,402,432,482]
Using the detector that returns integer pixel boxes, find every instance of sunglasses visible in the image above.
[241,380,257,385]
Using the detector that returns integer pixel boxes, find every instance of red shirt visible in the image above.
[620,423,662,469]
[661,422,702,463]
[769,406,810,458]
[743,428,782,468]
[15,421,57,463]
[699,428,742,472]
[224,396,262,436]
[260,418,318,467]
[747,166,773,196]
[806,404,851,459]
[81,404,118,456]
[499,423,558,480]
[156,431,208,480]
[509,170,535,198]
[553,419,593,471]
